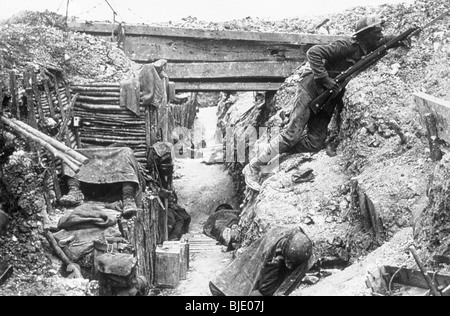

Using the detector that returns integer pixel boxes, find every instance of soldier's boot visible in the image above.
[242,139,280,192]
[60,178,84,207]
[122,182,138,219]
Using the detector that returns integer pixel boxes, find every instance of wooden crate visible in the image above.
[155,246,180,288]
[162,241,189,280]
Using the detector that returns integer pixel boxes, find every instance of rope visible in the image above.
[388,266,405,294]
[69,1,103,18]
[56,0,65,14]
[126,7,152,24]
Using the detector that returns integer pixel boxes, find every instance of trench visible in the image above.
[156,98,241,296]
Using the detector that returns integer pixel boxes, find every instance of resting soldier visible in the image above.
[209,226,313,296]
[167,193,191,241]
[59,145,145,219]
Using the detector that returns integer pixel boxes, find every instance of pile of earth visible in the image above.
[0,10,135,86]
[0,133,99,296]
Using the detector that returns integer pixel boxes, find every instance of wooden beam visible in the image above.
[174,82,283,92]
[0,86,4,129]
[413,92,450,144]
[9,71,19,119]
[384,265,450,291]
[23,69,38,129]
[68,22,350,44]
[43,80,56,119]
[125,35,309,63]
[30,69,45,125]
[166,61,298,79]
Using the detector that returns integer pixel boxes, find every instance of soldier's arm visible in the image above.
[306,40,355,80]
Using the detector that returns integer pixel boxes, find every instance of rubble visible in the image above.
[0,11,135,86]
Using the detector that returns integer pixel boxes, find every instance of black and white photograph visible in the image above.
[0,0,449,300]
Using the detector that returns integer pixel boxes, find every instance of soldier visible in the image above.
[167,193,191,241]
[243,16,409,191]
[60,177,139,219]
[209,226,313,296]
[203,204,240,250]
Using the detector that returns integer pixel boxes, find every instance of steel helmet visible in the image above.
[284,232,313,268]
[353,15,385,37]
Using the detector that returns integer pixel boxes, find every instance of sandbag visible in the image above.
[53,227,122,262]
[97,253,136,277]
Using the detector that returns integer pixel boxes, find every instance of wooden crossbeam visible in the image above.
[68,22,349,44]
[166,61,298,79]
[173,82,283,92]
[125,36,309,63]
[68,22,350,91]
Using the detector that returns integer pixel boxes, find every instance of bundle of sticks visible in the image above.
[0,116,88,173]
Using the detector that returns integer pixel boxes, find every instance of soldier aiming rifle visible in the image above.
[243,12,450,192]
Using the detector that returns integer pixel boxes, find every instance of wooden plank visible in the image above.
[0,262,13,286]
[54,77,66,121]
[413,92,450,144]
[43,80,56,119]
[30,69,45,124]
[125,36,309,63]
[424,113,443,161]
[68,22,350,44]
[384,265,450,290]
[174,81,283,92]
[9,71,19,119]
[23,70,38,129]
[145,107,152,151]
[0,86,4,129]
[166,61,298,79]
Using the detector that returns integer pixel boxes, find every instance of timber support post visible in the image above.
[413,92,450,161]
[424,113,443,161]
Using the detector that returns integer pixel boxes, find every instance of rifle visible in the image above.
[309,10,450,115]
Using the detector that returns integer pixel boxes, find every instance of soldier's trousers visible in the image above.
[278,74,339,155]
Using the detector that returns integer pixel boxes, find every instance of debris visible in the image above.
[292,168,315,184]
[409,245,441,296]
[302,275,320,285]
[388,119,409,144]
[284,155,314,172]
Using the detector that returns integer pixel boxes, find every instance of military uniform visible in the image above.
[279,35,395,155]
[243,16,404,191]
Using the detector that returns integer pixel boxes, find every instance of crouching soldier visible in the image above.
[209,226,313,296]
[167,193,191,241]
